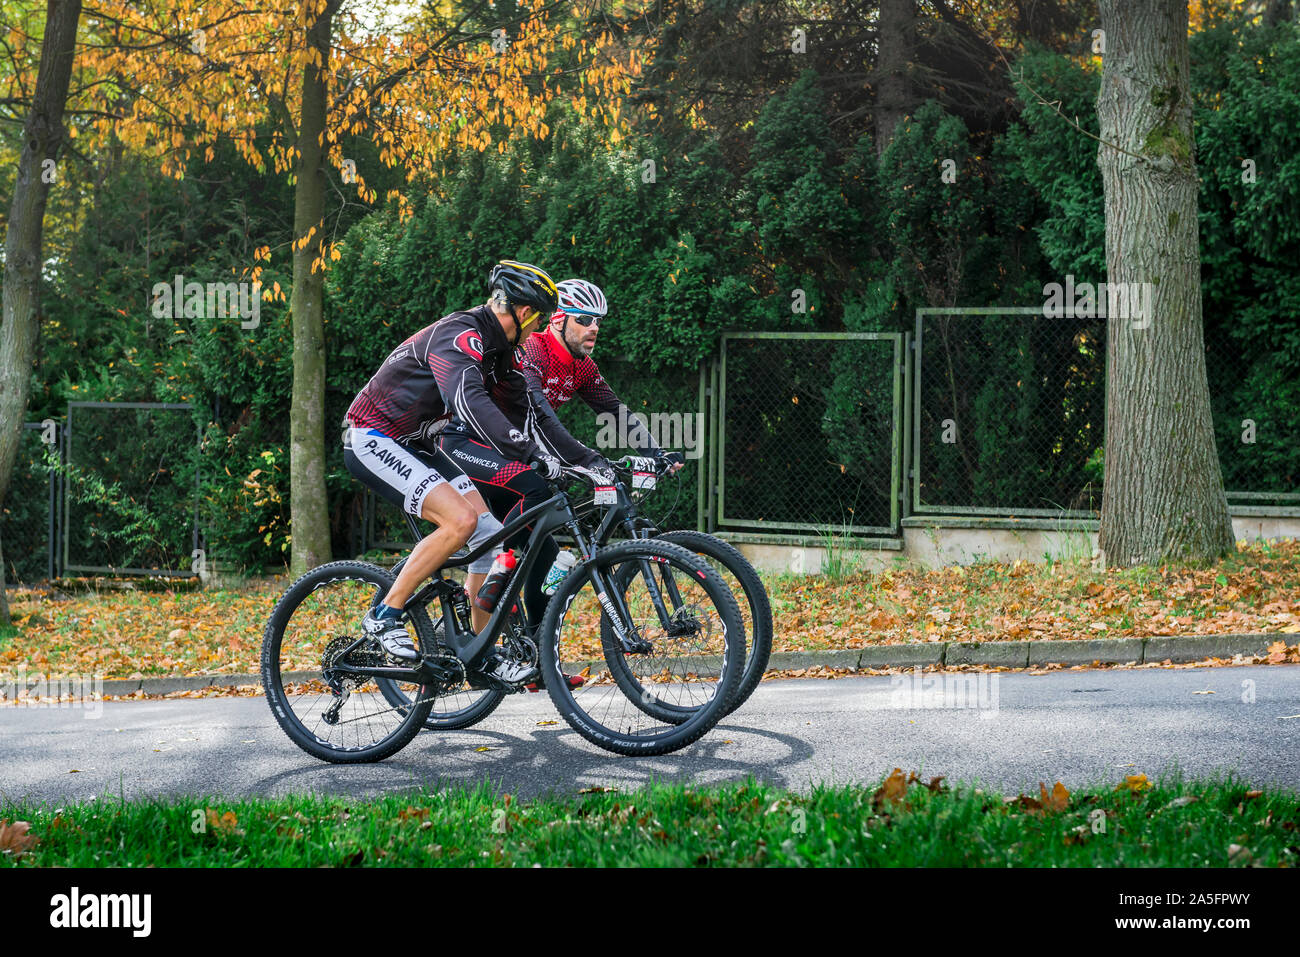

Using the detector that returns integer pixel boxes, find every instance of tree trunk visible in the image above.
[288,0,340,575]
[0,0,81,617]
[1096,0,1234,566]
[1265,0,1293,27]
[875,0,914,156]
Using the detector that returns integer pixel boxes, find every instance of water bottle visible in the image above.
[474,549,517,612]
[541,550,577,596]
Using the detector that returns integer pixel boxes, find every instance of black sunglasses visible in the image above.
[567,313,602,328]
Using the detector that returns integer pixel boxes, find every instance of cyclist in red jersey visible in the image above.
[523,278,683,474]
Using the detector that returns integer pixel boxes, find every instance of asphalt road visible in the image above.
[2,665,1298,806]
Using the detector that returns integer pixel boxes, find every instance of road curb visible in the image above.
[946,641,1030,668]
[1028,638,1145,667]
[16,633,1290,697]
[1142,633,1278,664]
[768,650,863,671]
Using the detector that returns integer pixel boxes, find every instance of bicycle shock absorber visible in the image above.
[450,581,473,635]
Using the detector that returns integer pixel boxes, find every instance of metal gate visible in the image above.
[703,332,904,536]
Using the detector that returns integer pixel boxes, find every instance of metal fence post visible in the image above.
[697,361,706,532]
[902,331,913,523]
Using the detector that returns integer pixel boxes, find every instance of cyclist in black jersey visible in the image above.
[342,261,606,684]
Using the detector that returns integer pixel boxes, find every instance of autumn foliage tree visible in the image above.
[68,0,643,573]
[0,0,80,622]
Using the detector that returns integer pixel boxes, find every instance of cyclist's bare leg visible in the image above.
[381,484,487,610]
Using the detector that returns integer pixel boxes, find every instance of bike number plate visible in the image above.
[594,486,617,505]
[632,471,656,489]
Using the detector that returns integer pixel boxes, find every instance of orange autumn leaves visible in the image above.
[59,0,647,282]
[2,542,1299,682]
[779,540,1300,651]
[873,767,1072,815]
[0,590,271,679]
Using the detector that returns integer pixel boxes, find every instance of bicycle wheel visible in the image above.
[374,557,506,730]
[537,539,743,756]
[605,530,773,719]
[261,561,436,763]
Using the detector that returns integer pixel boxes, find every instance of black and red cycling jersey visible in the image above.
[344,304,595,465]
[521,328,661,454]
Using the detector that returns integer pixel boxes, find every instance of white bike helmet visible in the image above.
[553,278,608,319]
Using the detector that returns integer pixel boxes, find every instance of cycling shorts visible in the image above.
[343,426,476,517]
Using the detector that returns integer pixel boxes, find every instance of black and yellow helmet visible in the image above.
[488,260,558,316]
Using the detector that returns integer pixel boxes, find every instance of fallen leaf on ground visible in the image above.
[1039,781,1071,813]
[0,820,36,859]
[1115,774,1152,794]
[206,809,242,835]
[873,768,911,810]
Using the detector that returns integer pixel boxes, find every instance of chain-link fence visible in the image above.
[709,332,902,535]
[0,423,58,584]
[913,308,1105,516]
[62,402,200,575]
[910,307,1299,518]
[1205,316,1300,506]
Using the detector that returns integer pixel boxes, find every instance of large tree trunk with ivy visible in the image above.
[0,0,81,618]
[288,0,340,575]
[1095,0,1234,566]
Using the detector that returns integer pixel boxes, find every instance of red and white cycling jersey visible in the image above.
[521,325,622,413]
[521,329,661,455]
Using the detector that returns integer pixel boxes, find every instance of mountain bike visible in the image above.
[386,455,773,731]
[261,465,744,762]
[579,457,772,720]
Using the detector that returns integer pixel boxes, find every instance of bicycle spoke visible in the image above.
[263,562,435,760]
[551,547,736,743]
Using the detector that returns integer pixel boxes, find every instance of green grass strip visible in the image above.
[3,773,1298,867]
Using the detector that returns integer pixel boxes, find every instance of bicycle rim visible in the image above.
[371,564,506,730]
[540,540,742,755]
[262,561,433,761]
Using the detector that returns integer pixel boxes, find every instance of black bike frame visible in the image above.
[332,483,666,685]
[578,474,688,614]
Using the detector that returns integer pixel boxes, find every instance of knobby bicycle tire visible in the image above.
[600,530,772,720]
[261,560,436,763]
[537,539,743,756]
[657,530,772,717]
